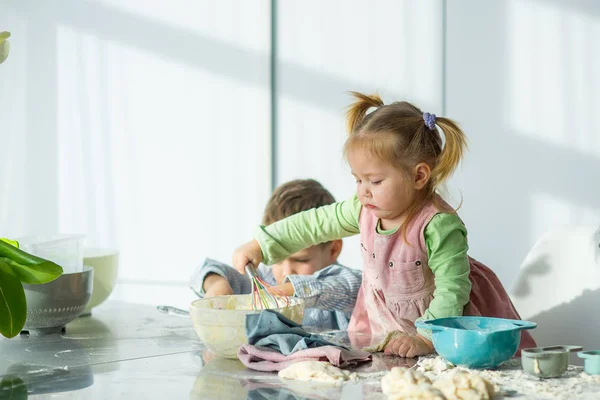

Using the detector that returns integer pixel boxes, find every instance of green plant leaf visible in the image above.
[0,375,28,399]
[0,260,27,339]
[0,240,57,267]
[3,258,63,284]
[0,238,19,248]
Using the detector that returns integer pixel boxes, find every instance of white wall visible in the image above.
[276,0,443,269]
[1,0,598,312]
[446,0,600,360]
[446,0,600,289]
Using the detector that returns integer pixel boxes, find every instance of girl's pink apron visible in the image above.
[348,199,536,352]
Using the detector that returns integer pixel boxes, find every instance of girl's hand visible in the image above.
[383,334,434,358]
[232,239,263,275]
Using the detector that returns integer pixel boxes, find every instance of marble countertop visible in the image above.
[1,302,598,399]
[0,302,407,399]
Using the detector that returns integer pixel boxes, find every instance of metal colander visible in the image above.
[22,266,93,335]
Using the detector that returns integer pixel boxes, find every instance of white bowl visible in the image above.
[189,294,305,359]
[82,248,119,313]
[17,234,85,274]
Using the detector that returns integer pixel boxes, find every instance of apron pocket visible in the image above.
[386,259,426,293]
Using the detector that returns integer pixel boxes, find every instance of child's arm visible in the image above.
[202,273,234,297]
[255,196,361,265]
[415,213,472,341]
[284,264,362,312]
[232,195,361,273]
[193,258,257,297]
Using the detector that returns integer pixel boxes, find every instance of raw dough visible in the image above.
[432,371,495,400]
[363,330,408,353]
[381,365,495,400]
[381,367,445,399]
[278,361,357,384]
[417,356,454,375]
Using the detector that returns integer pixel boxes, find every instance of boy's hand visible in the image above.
[203,274,233,297]
[273,282,295,297]
[232,239,263,275]
[383,334,434,358]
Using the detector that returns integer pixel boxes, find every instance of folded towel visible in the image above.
[237,344,372,372]
[240,310,371,372]
[246,309,346,355]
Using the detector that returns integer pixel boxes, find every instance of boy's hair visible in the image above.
[343,91,468,241]
[262,179,336,226]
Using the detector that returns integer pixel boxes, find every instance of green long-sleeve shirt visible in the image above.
[254,195,472,339]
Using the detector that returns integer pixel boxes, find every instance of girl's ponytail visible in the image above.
[345,91,384,134]
[430,117,468,188]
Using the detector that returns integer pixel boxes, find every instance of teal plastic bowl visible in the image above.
[578,351,600,375]
[416,317,537,369]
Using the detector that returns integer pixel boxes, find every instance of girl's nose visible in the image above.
[360,185,372,199]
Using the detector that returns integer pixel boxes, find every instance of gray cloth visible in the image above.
[245,310,347,355]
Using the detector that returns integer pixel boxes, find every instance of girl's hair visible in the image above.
[343,91,468,242]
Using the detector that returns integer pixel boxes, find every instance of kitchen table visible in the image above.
[1,302,598,399]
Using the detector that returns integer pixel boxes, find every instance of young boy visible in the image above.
[194,179,362,330]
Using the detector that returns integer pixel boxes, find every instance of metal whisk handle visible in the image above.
[244,262,257,279]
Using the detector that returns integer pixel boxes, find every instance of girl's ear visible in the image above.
[413,162,431,190]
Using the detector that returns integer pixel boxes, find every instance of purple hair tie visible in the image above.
[423,112,437,130]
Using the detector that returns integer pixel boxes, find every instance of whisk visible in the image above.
[244,262,290,310]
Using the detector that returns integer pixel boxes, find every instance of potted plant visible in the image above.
[0,32,64,339]
[0,239,63,338]
[0,31,10,64]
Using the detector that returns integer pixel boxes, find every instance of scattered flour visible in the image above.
[416,355,454,375]
[276,354,600,399]
[413,355,600,400]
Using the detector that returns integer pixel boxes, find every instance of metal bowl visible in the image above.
[416,317,537,369]
[22,266,93,335]
[522,346,583,378]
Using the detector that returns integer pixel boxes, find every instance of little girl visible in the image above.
[232,92,536,358]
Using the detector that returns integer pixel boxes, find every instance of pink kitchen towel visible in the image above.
[237,344,372,372]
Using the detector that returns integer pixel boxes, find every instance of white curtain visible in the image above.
[0,0,271,307]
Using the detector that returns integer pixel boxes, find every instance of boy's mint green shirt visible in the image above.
[255,195,471,337]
